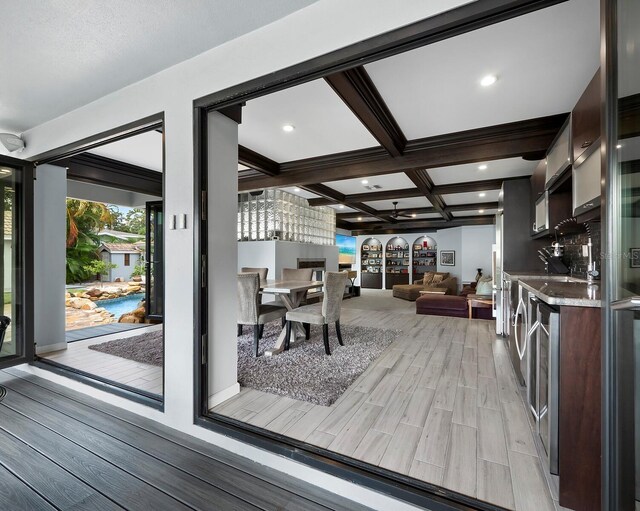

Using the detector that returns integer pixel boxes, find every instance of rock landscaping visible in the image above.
[65,282,148,330]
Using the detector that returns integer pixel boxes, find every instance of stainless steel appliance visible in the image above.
[509,281,528,386]
[537,301,560,475]
[526,296,560,475]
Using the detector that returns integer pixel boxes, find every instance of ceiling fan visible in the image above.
[391,201,413,219]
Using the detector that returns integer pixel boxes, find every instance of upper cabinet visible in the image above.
[571,69,601,167]
[545,117,572,188]
[571,69,602,218]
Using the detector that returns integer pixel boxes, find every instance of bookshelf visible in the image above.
[385,236,409,289]
[360,237,383,289]
[412,235,437,281]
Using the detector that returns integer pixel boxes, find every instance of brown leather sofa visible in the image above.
[392,272,456,301]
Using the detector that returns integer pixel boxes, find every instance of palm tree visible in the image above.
[66,200,115,283]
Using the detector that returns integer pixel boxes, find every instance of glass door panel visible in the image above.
[145,201,164,320]
[609,0,640,508]
[0,158,26,369]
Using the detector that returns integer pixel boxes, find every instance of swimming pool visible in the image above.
[98,294,145,318]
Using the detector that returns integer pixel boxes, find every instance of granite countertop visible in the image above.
[517,278,601,308]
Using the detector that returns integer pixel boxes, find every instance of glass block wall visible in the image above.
[238,190,336,245]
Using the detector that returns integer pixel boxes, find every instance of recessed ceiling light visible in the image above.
[480,74,497,87]
[361,179,369,185]
[479,192,486,198]
[293,187,301,192]
[411,213,417,218]
[357,216,363,221]
[479,209,485,213]
[478,164,488,170]
[616,144,622,149]
[338,205,345,209]
[282,124,295,132]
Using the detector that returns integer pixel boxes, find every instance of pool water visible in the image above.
[98,294,145,318]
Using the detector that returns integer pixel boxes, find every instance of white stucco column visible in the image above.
[34,164,67,354]
[207,111,239,408]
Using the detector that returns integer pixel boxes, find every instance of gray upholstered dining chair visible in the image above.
[237,272,286,357]
[284,271,348,355]
[278,267,314,325]
[238,267,268,336]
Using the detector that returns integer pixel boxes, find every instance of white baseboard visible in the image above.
[35,342,67,354]
[207,382,240,409]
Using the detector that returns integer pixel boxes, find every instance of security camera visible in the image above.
[0,133,25,153]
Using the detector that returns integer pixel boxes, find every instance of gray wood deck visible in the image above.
[0,368,371,511]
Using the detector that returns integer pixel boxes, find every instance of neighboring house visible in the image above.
[97,229,144,243]
[98,243,143,282]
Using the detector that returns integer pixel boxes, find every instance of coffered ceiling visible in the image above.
[235,0,600,235]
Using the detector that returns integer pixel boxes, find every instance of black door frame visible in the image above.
[27,114,166,410]
[145,200,164,321]
[193,1,570,509]
[0,154,34,371]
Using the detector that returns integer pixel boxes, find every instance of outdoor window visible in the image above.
[124,253,130,266]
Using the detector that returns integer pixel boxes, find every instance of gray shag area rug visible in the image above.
[238,322,399,406]
[87,322,399,406]
[89,329,163,366]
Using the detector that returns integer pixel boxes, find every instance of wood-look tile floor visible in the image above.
[213,290,557,511]
[39,324,163,395]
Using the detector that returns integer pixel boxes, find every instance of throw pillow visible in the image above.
[475,276,493,296]
[431,274,445,284]
[422,272,435,286]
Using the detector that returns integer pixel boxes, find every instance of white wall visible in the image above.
[34,164,67,354]
[14,2,470,509]
[460,224,495,282]
[207,112,240,408]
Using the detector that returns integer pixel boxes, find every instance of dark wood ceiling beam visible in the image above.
[406,169,452,221]
[337,206,437,220]
[324,67,406,157]
[303,184,390,222]
[444,201,499,213]
[348,215,495,235]
[238,145,279,176]
[433,179,508,195]
[238,113,568,191]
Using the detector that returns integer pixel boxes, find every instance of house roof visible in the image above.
[100,242,142,254]
[98,229,144,240]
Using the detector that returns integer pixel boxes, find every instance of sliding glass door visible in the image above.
[0,155,31,370]
[604,0,640,508]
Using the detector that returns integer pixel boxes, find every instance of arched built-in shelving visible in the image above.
[412,236,438,281]
[385,236,409,289]
[360,237,383,289]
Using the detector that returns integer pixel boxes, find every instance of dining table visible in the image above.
[260,279,324,356]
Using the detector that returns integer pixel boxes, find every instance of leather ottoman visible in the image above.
[416,294,468,318]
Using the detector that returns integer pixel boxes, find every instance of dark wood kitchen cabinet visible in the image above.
[572,69,601,166]
[559,306,601,511]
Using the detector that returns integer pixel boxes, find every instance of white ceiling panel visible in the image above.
[452,209,498,217]
[354,216,379,222]
[239,79,378,162]
[365,0,599,140]
[441,189,501,205]
[412,213,443,219]
[279,187,319,199]
[238,163,250,170]
[363,197,432,210]
[88,130,163,172]
[328,204,359,213]
[323,173,415,195]
[1,0,318,133]
[427,157,536,185]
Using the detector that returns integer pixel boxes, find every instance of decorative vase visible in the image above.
[475,268,483,282]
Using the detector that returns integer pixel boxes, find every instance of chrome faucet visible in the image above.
[586,237,599,283]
